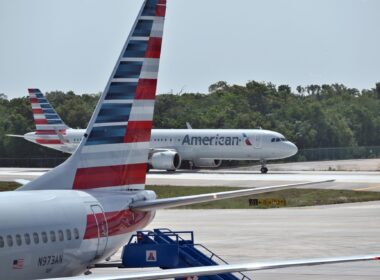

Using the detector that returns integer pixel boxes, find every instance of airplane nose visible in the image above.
[288,142,298,156]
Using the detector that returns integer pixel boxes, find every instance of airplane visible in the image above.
[10,89,298,173]
[1,1,378,280]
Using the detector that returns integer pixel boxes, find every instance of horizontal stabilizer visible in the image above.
[130,180,334,211]
[6,134,25,138]
[14,179,31,185]
[46,254,379,280]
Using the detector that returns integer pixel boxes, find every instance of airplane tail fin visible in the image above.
[28,88,68,135]
[20,0,166,191]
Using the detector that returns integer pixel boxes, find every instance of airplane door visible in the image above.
[254,133,262,148]
[90,205,108,260]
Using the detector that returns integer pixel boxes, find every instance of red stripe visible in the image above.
[145,37,162,58]
[83,210,152,239]
[36,129,66,135]
[135,79,157,100]
[124,121,152,143]
[28,88,39,94]
[73,163,147,190]
[156,4,166,17]
[30,98,38,104]
[35,119,48,124]
[36,139,62,144]
[32,109,44,114]
[158,0,166,4]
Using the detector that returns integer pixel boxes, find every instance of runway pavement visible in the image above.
[91,201,380,279]
[1,167,380,192]
[0,167,379,279]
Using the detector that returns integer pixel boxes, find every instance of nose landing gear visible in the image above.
[260,160,268,174]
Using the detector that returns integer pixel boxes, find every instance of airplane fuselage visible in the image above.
[24,129,298,162]
[0,190,155,279]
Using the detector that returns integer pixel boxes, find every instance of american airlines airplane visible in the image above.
[11,88,297,173]
[1,1,378,280]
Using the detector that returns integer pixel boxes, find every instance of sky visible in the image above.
[0,0,379,99]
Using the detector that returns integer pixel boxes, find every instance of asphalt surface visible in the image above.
[0,164,379,279]
[91,202,380,279]
[1,168,380,192]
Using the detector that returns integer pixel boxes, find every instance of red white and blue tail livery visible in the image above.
[20,0,166,192]
[27,88,69,149]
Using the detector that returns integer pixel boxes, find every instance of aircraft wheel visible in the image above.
[260,167,268,174]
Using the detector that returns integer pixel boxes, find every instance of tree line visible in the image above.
[0,81,379,158]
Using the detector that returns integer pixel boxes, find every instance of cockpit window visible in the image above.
[272,137,288,142]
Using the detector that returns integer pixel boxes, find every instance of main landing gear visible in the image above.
[260,160,268,174]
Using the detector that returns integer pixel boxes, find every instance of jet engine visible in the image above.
[149,151,181,171]
[193,159,222,168]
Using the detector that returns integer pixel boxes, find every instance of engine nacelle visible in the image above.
[193,158,222,168]
[149,151,181,171]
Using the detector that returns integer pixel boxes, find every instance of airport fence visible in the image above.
[291,146,380,162]
[0,146,379,168]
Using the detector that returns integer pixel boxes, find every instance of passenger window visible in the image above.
[0,236,4,248]
[33,232,39,244]
[7,235,13,247]
[24,233,31,245]
[15,234,22,246]
[41,232,48,243]
[50,231,56,242]
[58,230,64,242]
[66,229,72,241]
[74,228,80,240]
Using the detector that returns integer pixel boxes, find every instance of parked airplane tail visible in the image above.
[19,0,166,191]
[28,88,68,135]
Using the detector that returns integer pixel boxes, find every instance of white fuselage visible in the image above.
[0,190,155,280]
[24,129,298,162]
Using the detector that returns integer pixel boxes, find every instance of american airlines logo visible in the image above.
[182,134,247,146]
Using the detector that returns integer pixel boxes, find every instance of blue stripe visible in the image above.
[114,61,143,79]
[95,103,132,123]
[37,98,48,103]
[142,0,158,16]
[29,89,41,93]
[40,104,53,109]
[42,109,55,114]
[45,114,60,120]
[123,40,148,58]
[35,93,44,98]
[105,82,137,100]
[133,20,154,37]
[47,119,63,124]
[86,125,126,145]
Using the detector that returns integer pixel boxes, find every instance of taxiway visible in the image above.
[92,201,380,279]
[1,168,380,192]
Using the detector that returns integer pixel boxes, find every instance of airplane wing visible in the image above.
[6,134,25,138]
[130,180,334,211]
[47,254,380,280]
[14,179,31,185]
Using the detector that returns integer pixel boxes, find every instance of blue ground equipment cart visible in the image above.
[121,228,251,280]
